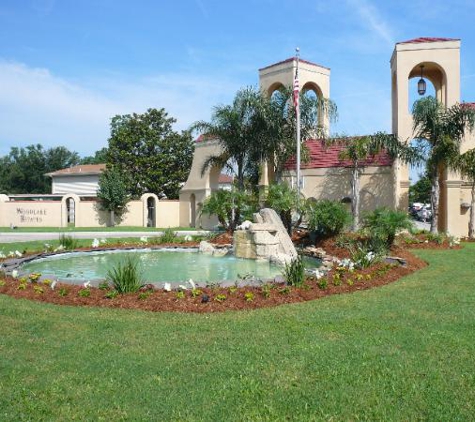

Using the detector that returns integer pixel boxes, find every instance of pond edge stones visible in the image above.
[233,208,298,266]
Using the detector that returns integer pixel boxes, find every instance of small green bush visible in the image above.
[106,256,144,294]
[160,228,178,244]
[78,288,91,298]
[362,207,413,251]
[283,256,305,287]
[59,234,78,250]
[306,199,351,238]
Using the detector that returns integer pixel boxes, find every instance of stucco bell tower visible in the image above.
[390,37,462,231]
[258,57,331,186]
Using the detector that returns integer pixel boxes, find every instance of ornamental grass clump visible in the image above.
[59,234,78,250]
[106,256,144,294]
[283,256,305,287]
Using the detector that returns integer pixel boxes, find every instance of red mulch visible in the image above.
[0,234,449,314]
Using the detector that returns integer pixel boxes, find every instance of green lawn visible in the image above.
[1,245,475,420]
[0,226,202,233]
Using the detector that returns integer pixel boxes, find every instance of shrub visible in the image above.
[362,207,413,251]
[104,290,119,299]
[306,199,351,239]
[59,234,78,250]
[58,287,69,297]
[244,292,255,302]
[106,256,144,294]
[78,288,91,298]
[160,228,178,244]
[283,256,305,287]
[215,294,227,302]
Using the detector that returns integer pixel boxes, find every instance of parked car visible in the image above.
[417,206,432,222]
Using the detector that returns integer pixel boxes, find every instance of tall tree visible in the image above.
[332,133,417,231]
[412,97,475,233]
[409,171,431,204]
[81,147,108,164]
[0,144,80,194]
[107,108,194,199]
[97,167,129,227]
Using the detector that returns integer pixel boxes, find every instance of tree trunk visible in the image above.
[430,170,439,234]
[110,209,115,227]
[469,182,475,239]
[351,165,360,231]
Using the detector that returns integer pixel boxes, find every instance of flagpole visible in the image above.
[295,47,301,201]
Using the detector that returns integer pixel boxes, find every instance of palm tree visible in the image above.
[191,86,338,189]
[452,148,475,238]
[333,132,416,231]
[412,97,475,233]
[191,87,267,190]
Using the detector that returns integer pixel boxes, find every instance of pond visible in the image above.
[20,248,285,286]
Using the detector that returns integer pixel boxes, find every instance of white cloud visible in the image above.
[346,0,394,47]
[0,60,239,156]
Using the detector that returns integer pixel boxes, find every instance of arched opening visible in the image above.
[146,196,156,227]
[407,62,446,199]
[301,81,324,134]
[66,197,75,227]
[190,194,196,228]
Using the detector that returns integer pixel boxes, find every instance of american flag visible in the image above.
[293,67,299,111]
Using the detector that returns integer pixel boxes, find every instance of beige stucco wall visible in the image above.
[283,166,394,214]
[0,197,181,228]
[156,200,180,227]
[0,201,62,227]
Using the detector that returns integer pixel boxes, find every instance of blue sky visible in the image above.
[1,0,475,170]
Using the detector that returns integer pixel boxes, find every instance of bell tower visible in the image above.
[390,37,462,232]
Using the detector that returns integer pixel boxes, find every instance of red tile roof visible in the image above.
[46,164,106,177]
[195,134,219,143]
[463,102,475,110]
[218,174,234,184]
[284,139,393,170]
[259,57,330,72]
[397,37,459,45]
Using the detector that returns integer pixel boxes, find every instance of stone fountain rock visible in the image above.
[233,208,298,266]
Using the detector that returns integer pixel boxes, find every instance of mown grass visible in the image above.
[1,245,475,420]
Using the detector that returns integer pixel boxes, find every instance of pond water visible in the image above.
[20,248,284,285]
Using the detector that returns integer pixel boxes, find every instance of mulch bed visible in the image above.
[0,235,446,313]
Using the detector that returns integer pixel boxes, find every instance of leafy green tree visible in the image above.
[412,97,475,233]
[97,167,129,226]
[107,108,194,199]
[200,188,258,233]
[452,148,475,238]
[264,182,300,234]
[333,133,416,231]
[0,144,80,194]
[81,147,108,164]
[409,171,431,204]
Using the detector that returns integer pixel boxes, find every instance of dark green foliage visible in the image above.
[107,108,194,199]
[265,182,300,234]
[362,207,413,250]
[0,144,80,194]
[283,256,305,287]
[97,167,129,226]
[80,147,108,165]
[409,171,431,204]
[306,199,351,238]
[106,256,144,294]
[200,188,258,233]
